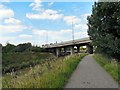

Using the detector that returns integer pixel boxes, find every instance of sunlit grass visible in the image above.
[2,53,87,88]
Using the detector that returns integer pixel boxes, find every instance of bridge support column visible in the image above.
[55,48,60,57]
[77,46,80,53]
[86,44,93,54]
[64,47,67,53]
[70,46,74,55]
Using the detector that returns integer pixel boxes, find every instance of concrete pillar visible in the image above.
[55,48,59,57]
[77,46,80,53]
[64,47,67,53]
[70,46,74,55]
[86,44,93,54]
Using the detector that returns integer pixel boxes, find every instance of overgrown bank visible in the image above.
[2,52,54,74]
[93,54,120,84]
[3,53,87,88]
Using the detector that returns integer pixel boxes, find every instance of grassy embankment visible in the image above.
[93,54,120,84]
[2,52,55,74]
[3,53,87,88]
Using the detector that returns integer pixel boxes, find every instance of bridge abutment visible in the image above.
[77,46,80,53]
[64,47,67,54]
[86,44,93,54]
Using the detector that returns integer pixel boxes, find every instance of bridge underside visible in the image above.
[45,43,93,57]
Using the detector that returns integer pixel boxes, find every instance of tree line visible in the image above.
[87,1,120,61]
[1,43,44,53]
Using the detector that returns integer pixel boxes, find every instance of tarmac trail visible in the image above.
[65,54,119,88]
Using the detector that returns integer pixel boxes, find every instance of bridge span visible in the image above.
[42,37,93,57]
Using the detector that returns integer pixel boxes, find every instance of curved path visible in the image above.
[64,54,119,88]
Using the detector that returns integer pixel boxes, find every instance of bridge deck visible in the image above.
[42,37,91,48]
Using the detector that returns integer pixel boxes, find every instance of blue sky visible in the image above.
[0,0,94,46]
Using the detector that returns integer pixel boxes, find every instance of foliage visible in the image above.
[2,42,44,53]
[2,52,54,74]
[28,45,44,52]
[87,2,120,60]
[93,54,120,84]
[2,43,16,53]
[13,43,32,52]
[2,53,87,88]
[80,46,86,50]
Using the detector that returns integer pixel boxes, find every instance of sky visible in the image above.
[0,0,94,46]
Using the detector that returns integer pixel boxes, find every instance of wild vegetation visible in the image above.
[2,42,50,74]
[93,54,120,84]
[2,52,54,74]
[2,53,87,88]
[2,43,44,53]
[87,2,120,60]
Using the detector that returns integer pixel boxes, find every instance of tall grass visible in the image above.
[2,52,54,74]
[2,53,87,88]
[93,54,120,84]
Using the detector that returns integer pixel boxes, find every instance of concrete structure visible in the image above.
[42,37,93,57]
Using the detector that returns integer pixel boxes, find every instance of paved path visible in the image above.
[64,54,119,88]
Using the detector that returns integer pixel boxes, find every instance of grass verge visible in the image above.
[2,53,87,88]
[93,54,120,84]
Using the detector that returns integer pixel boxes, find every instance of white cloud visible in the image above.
[0,4,29,34]
[26,9,63,20]
[19,34,33,38]
[32,28,88,44]
[63,16,81,25]
[74,32,88,38]
[81,13,91,18]
[74,24,88,30]
[33,29,71,36]
[0,9,14,20]
[30,13,90,44]
[80,13,91,23]
[0,4,4,8]
[0,4,14,21]
[4,18,21,24]
[27,0,63,20]
[0,35,16,46]
[29,0,43,11]
[0,24,27,34]
[32,29,72,43]
[48,2,54,6]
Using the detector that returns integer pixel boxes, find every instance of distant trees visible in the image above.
[29,45,43,52]
[2,42,43,53]
[87,2,120,60]
[13,43,31,52]
[2,43,16,53]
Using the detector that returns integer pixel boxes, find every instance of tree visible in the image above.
[87,2,120,60]
[13,43,32,52]
[2,43,16,53]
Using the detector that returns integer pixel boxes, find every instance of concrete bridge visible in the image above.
[42,37,93,57]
